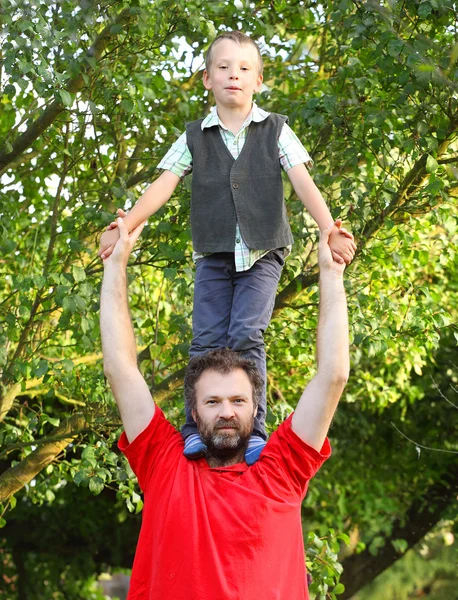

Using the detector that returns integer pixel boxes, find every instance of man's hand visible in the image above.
[327,220,356,265]
[319,222,348,275]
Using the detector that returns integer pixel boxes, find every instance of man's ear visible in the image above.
[192,409,197,422]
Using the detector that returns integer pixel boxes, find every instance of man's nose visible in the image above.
[218,401,236,418]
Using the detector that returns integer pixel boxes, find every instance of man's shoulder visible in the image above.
[119,407,182,456]
[261,413,332,465]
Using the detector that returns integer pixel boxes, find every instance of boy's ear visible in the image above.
[203,69,212,91]
[254,73,263,93]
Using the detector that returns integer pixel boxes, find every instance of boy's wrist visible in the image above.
[319,221,338,232]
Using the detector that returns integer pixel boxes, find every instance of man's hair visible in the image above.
[184,348,263,413]
[205,31,264,75]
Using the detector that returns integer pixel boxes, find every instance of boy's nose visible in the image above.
[229,71,239,80]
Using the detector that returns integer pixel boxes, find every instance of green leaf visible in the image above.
[426,154,438,173]
[3,84,16,99]
[121,98,134,113]
[89,476,104,495]
[62,296,77,313]
[387,39,403,57]
[72,265,86,283]
[334,583,345,594]
[73,471,89,486]
[59,89,73,107]
[418,2,432,18]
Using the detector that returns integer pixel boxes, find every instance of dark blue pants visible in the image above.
[182,250,284,439]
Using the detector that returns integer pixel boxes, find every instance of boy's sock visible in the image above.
[183,433,207,459]
[244,435,267,466]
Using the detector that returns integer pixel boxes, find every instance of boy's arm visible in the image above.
[291,224,349,451]
[287,164,356,264]
[99,170,181,259]
[100,218,155,443]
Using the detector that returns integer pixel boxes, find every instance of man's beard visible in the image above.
[195,413,254,462]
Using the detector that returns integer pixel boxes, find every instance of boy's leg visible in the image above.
[228,249,284,440]
[182,253,234,439]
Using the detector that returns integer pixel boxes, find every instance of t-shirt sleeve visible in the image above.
[256,414,331,501]
[118,407,182,492]
[157,131,193,178]
[278,123,314,171]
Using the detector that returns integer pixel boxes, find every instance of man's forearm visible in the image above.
[316,272,349,385]
[100,263,138,377]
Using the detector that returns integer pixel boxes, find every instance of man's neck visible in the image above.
[206,449,246,468]
[216,102,253,135]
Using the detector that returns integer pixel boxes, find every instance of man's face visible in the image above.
[192,368,256,461]
[203,39,263,110]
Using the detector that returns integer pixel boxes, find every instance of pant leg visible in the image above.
[228,249,284,439]
[182,253,235,438]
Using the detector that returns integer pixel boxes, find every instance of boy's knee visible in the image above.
[229,331,264,353]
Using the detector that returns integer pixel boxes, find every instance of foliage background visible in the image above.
[0,0,457,598]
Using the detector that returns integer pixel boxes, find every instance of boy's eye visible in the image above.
[219,65,228,69]
[241,67,249,71]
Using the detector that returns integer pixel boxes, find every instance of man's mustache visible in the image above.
[214,419,239,430]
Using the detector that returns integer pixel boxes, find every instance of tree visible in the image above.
[0,0,457,597]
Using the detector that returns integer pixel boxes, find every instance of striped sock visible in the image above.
[244,435,267,465]
[183,433,207,459]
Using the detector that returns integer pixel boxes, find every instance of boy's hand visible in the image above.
[318,223,347,276]
[98,209,128,259]
[103,217,145,268]
[99,228,120,260]
[327,220,356,265]
[106,208,127,231]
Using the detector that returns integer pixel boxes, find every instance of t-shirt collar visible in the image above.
[201,102,270,131]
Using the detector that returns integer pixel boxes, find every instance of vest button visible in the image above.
[236,238,240,244]
[232,182,239,189]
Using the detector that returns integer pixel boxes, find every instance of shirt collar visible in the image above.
[201,102,270,131]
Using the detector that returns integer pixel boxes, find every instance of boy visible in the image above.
[99,31,356,464]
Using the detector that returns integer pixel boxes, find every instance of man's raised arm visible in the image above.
[291,223,349,451]
[100,218,155,443]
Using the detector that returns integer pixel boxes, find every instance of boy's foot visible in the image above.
[183,433,207,459]
[244,435,267,465]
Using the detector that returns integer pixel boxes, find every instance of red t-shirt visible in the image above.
[119,408,331,600]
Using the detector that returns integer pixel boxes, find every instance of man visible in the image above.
[100,218,349,600]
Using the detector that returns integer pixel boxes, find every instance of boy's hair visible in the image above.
[205,31,264,75]
[184,348,263,413]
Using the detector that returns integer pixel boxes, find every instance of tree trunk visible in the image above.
[339,463,458,598]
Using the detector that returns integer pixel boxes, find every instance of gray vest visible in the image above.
[185,113,293,253]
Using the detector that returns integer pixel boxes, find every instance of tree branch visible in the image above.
[0,8,134,174]
[0,414,87,502]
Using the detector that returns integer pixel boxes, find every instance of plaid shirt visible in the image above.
[158,103,313,271]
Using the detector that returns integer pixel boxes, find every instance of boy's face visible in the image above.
[203,39,263,111]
